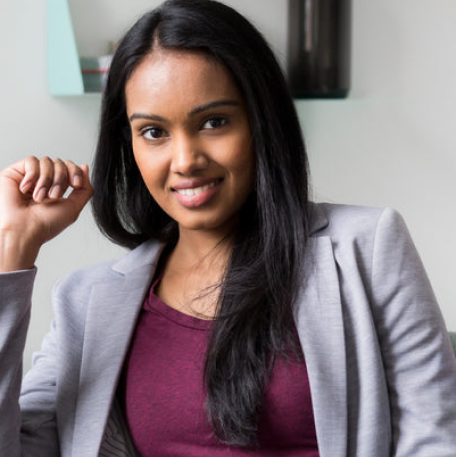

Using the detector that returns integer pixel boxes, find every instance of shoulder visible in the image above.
[309,202,408,242]
[307,203,415,278]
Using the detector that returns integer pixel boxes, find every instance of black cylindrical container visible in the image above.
[288,0,351,98]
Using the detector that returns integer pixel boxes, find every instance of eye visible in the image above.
[201,116,229,130]
[141,127,169,141]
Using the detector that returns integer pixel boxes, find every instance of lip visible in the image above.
[171,178,221,191]
[171,178,222,208]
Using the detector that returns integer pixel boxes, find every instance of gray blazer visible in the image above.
[1,203,455,456]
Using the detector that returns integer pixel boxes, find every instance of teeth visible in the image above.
[176,181,217,196]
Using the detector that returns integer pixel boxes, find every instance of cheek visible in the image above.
[133,153,165,194]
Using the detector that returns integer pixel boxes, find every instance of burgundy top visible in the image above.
[122,275,319,456]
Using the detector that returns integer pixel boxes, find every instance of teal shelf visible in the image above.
[47,0,88,96]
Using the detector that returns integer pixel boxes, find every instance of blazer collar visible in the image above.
[294,231,348,457]
[308,201,330,236]
[112,239,166,275]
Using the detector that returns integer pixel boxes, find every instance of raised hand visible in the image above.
[0,156,93,272]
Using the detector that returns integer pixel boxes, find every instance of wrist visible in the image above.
[0,229,40,273]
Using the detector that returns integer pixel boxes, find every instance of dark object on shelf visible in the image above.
[288,0,351,98]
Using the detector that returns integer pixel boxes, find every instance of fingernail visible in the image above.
[50,185,61,199]
[73,175,82,187]
[20,181,32,193]
[35,187,47,202]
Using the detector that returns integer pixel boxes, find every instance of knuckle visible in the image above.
[24,156,40,173]
[65,160,77,170]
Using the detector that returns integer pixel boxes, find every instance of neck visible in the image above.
[156,226,235,319]
[173,226,234,272]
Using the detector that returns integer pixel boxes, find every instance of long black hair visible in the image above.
[92,0,310,447]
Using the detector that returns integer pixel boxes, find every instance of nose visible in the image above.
[170,133,209,175]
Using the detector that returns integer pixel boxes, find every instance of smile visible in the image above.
[175,181,218,196]
[172,179,222,208]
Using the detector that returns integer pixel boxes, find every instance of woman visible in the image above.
[0,1,455,456]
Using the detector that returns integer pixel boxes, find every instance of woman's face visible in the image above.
[125,48,255,238]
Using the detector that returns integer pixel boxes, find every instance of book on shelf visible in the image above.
[79,55,113,93]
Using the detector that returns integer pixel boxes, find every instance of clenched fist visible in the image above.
[0,156,93,272]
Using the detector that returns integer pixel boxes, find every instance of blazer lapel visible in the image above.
[71,241,163,457]
[294,235,348,457]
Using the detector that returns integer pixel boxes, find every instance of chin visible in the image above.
[176,214,238,235]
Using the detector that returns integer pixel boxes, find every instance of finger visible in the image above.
[65,160,84,189]
[66,164,93,216]
[33,157,55,203]
[38,164,92,242]
[49,158,69,200]
[19,156,40,194]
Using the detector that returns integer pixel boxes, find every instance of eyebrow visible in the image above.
[129,100,240,123]
[189,100,239,116]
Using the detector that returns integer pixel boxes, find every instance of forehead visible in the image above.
[125,48,243,113]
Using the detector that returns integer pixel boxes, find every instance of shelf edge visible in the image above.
[47,0,84,96]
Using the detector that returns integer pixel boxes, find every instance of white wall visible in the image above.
[299,1,456,336]
[0,0,455,373]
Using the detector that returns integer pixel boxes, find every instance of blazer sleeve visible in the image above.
[0,269,60,457]
[370,208,456,456]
